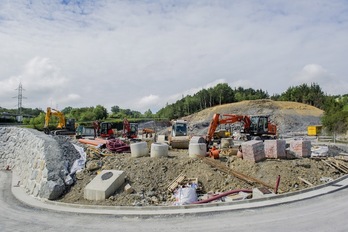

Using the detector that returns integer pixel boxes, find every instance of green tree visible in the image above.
[80,111,96,121]
[93,105,108,120]
[61,106,73,115]
[321,95,348,133]
[111,105,120,114]
[144,109,153,118]
[29,112,46,130]
[212,83,235,105]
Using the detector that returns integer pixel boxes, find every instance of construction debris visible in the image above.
[124,184,134,194]
[298,177,314,186]
[197,156,280,192]
[311,146,329,157]
[322,158,348,174]
[106,138,130,153]
[252,187,276,199]
[167,173,186,192]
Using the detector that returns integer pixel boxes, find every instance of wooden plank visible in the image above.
[198,156,282,193]
[322,160,338,170]
[336,162,348,173]
[298,177,314,186]
[323,160,348,174]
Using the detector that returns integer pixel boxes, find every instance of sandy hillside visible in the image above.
[182,99,324,136]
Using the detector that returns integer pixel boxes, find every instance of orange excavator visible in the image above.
[206,113,277,145]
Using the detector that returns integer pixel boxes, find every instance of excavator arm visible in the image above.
[206,113,251,143]
[44,107,66,130]
[206,113,277,143]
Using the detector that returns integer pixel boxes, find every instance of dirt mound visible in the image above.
[183,99,323,136]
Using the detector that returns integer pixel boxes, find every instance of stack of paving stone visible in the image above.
[264,140,286,159]
[289,140,312,158]
[241,140,265,163]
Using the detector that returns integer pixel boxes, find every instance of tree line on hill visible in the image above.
[1,82,347,134]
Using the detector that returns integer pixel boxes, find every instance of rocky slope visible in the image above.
[183,99,323,136]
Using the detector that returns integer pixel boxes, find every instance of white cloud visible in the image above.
[294,64,332,83]
[1,1,348,113]
[292,64,348,94]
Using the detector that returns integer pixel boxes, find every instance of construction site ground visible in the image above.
[58,144,346,206]
[56,100,348,207]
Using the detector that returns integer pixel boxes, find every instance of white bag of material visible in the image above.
[73,144,87,161]
[70,144,87,175]
[311,146,329,157]
[70,158,85,175]
[173,187,197,205]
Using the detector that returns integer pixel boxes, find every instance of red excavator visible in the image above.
[206,113,277,144]
[123,118,138,139]
[93,121,114,138]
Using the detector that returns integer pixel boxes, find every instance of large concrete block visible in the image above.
[84,170,125,201]
[290,140,311,158]
[264,140,286,159]
[241,140,265,163]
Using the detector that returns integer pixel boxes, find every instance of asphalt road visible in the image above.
[1,171,348,232]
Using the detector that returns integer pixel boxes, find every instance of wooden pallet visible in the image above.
[322,159,348,174]
[167,173,186,192]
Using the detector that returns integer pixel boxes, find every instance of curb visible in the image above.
[11,172,348,216]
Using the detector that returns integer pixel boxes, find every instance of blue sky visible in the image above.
[0,0,347,113]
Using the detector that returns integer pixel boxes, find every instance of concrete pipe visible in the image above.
[130,142,149,158]
[150,143,169,158]
[189,143,207,158]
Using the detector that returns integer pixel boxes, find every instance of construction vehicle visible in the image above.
[43,107,75,135]
[206,113,277,145]
[92,121,115,138]
[307,125,322,136]
[141,128,155,138]
[168,119,190,149]
[123,118,138,139]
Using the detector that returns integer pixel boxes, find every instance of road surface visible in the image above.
[1,171,348,232]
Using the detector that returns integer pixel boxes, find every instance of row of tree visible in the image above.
[1,82,347,134]
[156,83,269,119]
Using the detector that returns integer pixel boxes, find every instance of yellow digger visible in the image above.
[43,107,76,135]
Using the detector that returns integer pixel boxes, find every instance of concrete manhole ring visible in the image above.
[101,171,113,180]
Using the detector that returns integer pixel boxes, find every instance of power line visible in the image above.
[13,82,27,121]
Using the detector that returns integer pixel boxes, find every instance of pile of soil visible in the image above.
[56,100,346,206]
